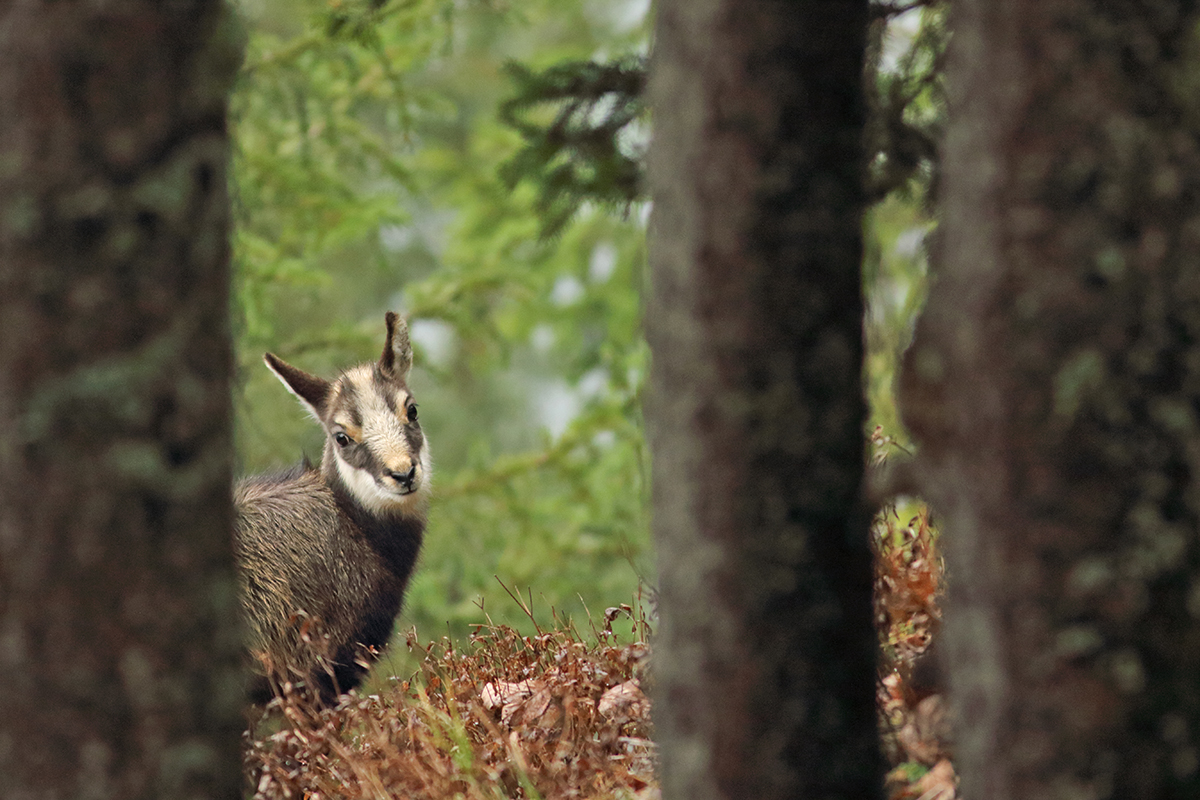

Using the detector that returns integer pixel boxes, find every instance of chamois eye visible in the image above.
[333,431,351,447]
[406,403,418,422]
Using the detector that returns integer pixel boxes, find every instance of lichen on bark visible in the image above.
[901,1,1200,797]
[647,1,881,798]
[0,2,245,797]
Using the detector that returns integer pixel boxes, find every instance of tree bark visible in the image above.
[901,1,1200,797]
[646,2,881,798]
[0,3,244,798]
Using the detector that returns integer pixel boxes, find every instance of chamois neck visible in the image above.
[326,464,425,574]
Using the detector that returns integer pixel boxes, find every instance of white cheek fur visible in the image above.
[333,445,431,517]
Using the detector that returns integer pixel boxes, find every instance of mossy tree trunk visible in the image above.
[0,3,244,798]
[645,2,881,798]
[901,1,1200,797]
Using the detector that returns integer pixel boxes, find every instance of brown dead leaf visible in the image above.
[913,695,951,751]
[481,679,563,729]
[481,679,535,708]
[597,679,648,723]
[482,679,540,726]
[896,694,949,765]
[523,685,554,726]
[913,758,957,800]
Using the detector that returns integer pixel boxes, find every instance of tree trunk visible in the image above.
[0,3,244,798]
[900,1,1200,797]
[646,2,881,798]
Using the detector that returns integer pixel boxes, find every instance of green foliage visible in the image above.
[864,195,933,440]
[230,0,652,650]
[863,1,946,443]
[499,56,646,238]
[229,0,943,677]
[865,1,946,203]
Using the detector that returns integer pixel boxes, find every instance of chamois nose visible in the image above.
[389,465,417,488]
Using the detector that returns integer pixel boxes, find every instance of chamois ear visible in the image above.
[379,311,413,383]
[264,352,331,421]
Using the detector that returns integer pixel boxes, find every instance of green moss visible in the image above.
[1053,349,1105,420]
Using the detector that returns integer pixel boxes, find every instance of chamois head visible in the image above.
[264,312,430,516]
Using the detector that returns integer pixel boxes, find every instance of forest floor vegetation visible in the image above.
[244,589,656,799]
[244,435,953,799]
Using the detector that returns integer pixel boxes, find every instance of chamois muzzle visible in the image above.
[390,465,417,490]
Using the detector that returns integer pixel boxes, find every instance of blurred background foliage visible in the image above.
[229,0,944,668]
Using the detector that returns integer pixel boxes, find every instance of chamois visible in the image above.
[234,312,430,702]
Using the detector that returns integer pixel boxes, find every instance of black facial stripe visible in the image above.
[373,368,401,414]
[404,420,424,456]
[333,380,363,428]
[338,432,421,480]
[342,438,383,473]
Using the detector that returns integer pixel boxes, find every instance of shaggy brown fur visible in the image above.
[234,313,430,702]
